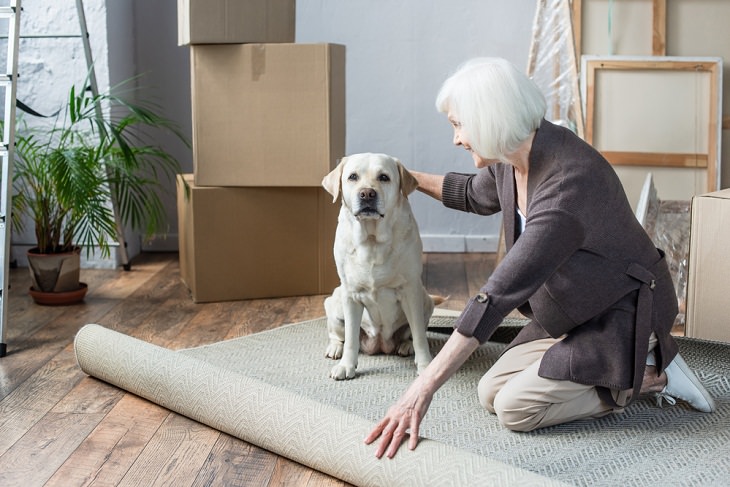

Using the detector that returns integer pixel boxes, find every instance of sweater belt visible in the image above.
[599,250,666,407]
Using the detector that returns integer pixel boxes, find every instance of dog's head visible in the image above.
[321,153,418,220]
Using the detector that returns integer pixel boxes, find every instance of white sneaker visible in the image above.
[654,353,716,413]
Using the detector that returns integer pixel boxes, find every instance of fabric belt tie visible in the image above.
[624,262,657,405]
[597,260,658,408]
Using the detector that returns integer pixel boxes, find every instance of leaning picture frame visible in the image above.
[581,55,723,196]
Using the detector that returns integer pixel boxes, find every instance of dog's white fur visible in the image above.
[322,153,435,380]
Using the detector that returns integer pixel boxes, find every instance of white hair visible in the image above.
[435,57,547,161]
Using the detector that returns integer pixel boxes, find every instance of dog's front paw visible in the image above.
[325,340,344,360]
[330,362,357,380]
[396,339,414,357]
[415,354,432,375]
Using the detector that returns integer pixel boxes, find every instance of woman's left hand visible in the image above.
[364,378,434,458]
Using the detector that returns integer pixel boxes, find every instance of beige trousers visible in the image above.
[478,334,657,432]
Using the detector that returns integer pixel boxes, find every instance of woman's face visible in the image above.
[447,111,494,169]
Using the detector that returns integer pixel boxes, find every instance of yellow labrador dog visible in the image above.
[322,153,436,380]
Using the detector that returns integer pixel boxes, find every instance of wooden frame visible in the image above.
[572,0,729,133]
[571,0,666,57]
[582,56,723,192]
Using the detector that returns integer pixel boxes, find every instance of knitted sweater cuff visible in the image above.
[441,172,470,212]
[454,293,505,344]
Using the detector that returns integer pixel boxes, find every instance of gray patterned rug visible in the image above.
[75,313,730,486]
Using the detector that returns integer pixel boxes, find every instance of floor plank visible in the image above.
[115,413,220,487]
[0,254,172,400]
[191,434,278,487]
[0,411,106,486]
[424,252,472,312]
[0,345,87,456]
[45,394,169,487]
[269,457,319,487]
[463,252,495,297]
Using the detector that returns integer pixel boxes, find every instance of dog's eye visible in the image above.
[347,173,359,182]
[377,174,391,182]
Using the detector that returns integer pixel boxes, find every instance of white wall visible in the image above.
[5,0,117,267]
[295,1,536,251]
[6,0,539,259]
[128,0,193,251]
[12,0,109,115]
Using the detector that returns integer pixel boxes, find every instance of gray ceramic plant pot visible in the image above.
[26,247,87,305]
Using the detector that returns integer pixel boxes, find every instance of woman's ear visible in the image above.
[321,157,348,202]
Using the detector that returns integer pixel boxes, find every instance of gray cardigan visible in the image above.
[442,119,678,394]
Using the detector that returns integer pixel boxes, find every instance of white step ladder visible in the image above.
[0,0,21,358]
[0,0,130,358]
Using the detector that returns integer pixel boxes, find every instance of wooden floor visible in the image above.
[0,252,494,486]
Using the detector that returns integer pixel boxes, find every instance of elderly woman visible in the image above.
[364,57,715,459]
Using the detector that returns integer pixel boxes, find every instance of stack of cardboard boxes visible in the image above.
[176,0,344,302]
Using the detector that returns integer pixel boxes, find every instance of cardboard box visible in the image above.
[177,0,295,45]
[177,174,339,302]
[685,188,730,342]
[190,43,346,187]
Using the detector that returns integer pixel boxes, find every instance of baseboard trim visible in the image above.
[141,234,179,252]
[10,244,133,270]
[420,234,498,253]
[14,233,498,260]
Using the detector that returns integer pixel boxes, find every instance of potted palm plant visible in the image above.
[11,79,187,305]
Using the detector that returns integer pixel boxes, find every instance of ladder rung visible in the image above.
[0,7,16,17]
[0,34,83,40]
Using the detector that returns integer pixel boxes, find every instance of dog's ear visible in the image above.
[398,162,419,196]
[322,157,347,202]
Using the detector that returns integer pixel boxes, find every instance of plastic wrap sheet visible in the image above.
[528,0,583,134]
[643,198,691,330]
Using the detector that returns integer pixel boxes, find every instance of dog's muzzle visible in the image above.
[354,187,384,218]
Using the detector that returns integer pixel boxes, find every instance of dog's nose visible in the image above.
[359,188,376,200]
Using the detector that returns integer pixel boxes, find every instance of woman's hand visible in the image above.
[364,378,433,458]
[409,170,445,201]
[363,330,481,458]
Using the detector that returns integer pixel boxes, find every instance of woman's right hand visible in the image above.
[364,376,434,458]
[409,170,445,201]
[364,330,480,458]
